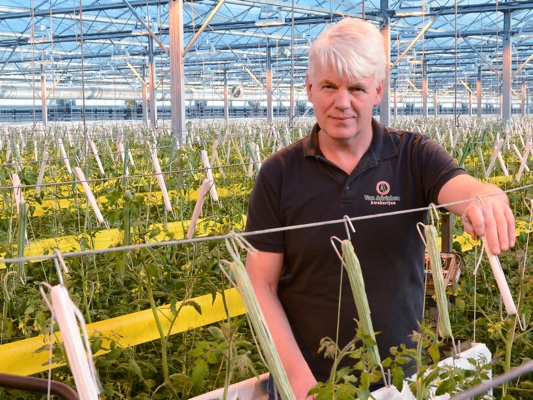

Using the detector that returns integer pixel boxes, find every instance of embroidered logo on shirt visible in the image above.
[376,181,390,195]
[363,181,401,206]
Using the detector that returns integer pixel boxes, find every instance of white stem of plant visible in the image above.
[57,138,72,174]
[67,132,74,148]
[186,179,212,239]
[117,141,126,163]
[482,237,517,315]
[514,142,532,182]
[200,150,219,203]
[12,141,22,171]
[11,173,24,213]
[150,148,173,214]
[5,139,11,163]
[49,285,102,400]
[35,150,49,196]
[497,152,509,176]
[247,157,254,178]
[210,140,225,178]
[73,167,105,225]
[128,149,135,168]
[485,139,505,179]
[89,140,106,177]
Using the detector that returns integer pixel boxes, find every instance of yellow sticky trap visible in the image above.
[0,288,246,376]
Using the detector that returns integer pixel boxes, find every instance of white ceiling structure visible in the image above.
[0,1,532,121]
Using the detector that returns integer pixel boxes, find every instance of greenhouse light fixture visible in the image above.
[196,41,216,55]
[520,20,533,37]
[255,5,284,27]
[280,47,291,58]
[111,46,129,60]
[395,0,427,17]
[462,64,478,75]
[399,28,419,41]
[131,23,149,36]
[293,36,312,51]
[234,57,250,68]
[131,20,158,36]
[28,32,51,45]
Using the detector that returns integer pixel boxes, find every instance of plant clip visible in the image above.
[343,215,356,241]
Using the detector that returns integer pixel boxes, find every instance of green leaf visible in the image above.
[428,343,441,364]
[106,347,122,361]
[128,358,144,379]
[91,337,103,354]
[189,348,204,358]
[144,262,159,279]
[360,372,370,390]
[183,300,202,315]
[435,379,456,396]
[207,326,223,339]
[148,227,161,238]
[191,358,209,390]
[206,351,219,365]
[391,366,405,391]
[170,298,178,316]
[167,373,193,393]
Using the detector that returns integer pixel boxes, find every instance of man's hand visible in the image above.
[438,175,516,255]
[462,199,515,255]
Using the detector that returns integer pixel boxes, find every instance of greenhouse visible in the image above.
[0,0,532,399]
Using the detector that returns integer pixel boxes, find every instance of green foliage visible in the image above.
[1,118,533,398]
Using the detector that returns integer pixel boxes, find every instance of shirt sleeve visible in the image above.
[415,134,467,206]
[245,155,286,253]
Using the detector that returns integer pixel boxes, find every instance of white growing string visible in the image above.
[150,143,175,217]
[200,149,220,203]
[39,249,102,400]
[73,166,109,228]
[186,178,213,239]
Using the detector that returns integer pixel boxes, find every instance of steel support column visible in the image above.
[379,0,391,126]
[224,69,229,122]
[169,0,186,146]
[148,35,157,129]
[521,82,526,116]
[422,60,428,119]
[502,11,512,121]
[266,46,273,124]
[40,63,47,127]
[477,66,482,117]
[142,65,148,126]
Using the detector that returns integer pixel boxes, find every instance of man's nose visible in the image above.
[334,89,350,109]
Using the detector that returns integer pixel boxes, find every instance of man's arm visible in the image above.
[438,174,515,255]
[246,250,317,399]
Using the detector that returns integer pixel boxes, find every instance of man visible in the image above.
[245,18,515,399]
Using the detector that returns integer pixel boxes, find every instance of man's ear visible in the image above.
[306,74,313,103]
[374,80,384,106]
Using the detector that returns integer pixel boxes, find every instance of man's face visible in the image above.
[306,63,383,145]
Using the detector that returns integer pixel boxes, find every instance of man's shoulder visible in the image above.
[262,136,309,168]
[380,124,436,151]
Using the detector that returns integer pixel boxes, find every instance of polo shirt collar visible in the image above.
[303,118,398,162]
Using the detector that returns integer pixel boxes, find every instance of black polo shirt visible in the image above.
[246,118,465,382]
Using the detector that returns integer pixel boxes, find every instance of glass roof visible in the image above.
[0,1,531,110]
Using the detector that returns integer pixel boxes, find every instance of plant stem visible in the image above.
[144,270,169,381]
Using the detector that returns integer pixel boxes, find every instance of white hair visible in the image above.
[308,18,386,87]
